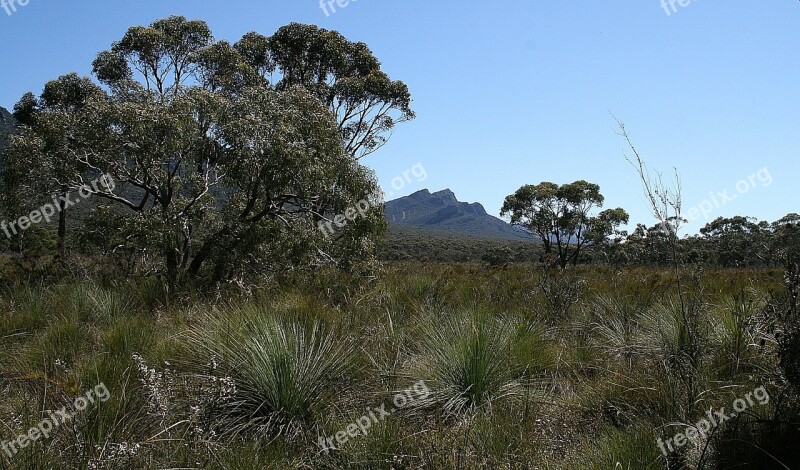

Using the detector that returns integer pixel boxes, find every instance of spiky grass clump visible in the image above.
[407,311,541,417]
[588,294,647,362]
[186,307,358,438]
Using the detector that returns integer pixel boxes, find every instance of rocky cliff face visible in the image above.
[385,189,531,240]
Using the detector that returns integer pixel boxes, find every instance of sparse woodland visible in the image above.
[2,16,800,470]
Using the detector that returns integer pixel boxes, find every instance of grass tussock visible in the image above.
[184,306,359,440]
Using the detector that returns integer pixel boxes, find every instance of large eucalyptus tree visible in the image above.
[3,16,413,285]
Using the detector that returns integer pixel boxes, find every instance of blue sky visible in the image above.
[1,0,798,234]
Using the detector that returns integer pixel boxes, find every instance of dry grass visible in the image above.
[0,263,796,469]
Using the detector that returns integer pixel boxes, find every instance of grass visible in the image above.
[404,309,547,417]
[0,263,796,469]
[184,306,359,440]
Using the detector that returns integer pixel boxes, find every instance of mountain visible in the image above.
[384,189,533,241]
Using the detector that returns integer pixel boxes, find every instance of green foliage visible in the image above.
[501,180,628,268]
[482,245,513,266]
[378,224,541,263]
[3,16,414,287]
[406,310,541,416]
[700,216,767,267]
[583,425,665,470]
[710,289,764,379]
[268,23,415,160]
[185,307,358,438]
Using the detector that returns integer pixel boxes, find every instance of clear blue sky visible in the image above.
[2,0,798,234]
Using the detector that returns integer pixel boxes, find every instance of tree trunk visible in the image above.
[165,246,179,289]
[187,226,232,280]
[56,191,68,260]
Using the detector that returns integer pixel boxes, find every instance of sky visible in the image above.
[1,0,798,234]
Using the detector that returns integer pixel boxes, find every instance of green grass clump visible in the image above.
[407,310,541,417]
[582,424,666,470]
[185,306,359,438]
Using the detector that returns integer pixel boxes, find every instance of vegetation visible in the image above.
[378,224,540,263]
[0,265,798,469]
[2,17,413,287]
[501,180,629,268]
[1,15,800,470]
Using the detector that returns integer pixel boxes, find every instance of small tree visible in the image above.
[501,180,628,268]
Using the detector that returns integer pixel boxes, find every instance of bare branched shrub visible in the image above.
[535,265,586,318]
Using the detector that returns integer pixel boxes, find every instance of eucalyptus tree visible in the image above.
[699,216,764,267]
[4,16,412,286]
[501,180,628,268]
[93,19,415,160]
[3,74,104,258]
[265,23,415,160]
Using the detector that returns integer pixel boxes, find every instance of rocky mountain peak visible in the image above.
[385,188,530,241]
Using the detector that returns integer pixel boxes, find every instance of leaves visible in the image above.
[2,17,411,285]
[501,181,628,267]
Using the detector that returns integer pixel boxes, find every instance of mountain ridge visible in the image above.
[385,188,532,241]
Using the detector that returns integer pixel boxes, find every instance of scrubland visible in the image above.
[2,263,797,469]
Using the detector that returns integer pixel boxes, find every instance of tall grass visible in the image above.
[0,264,793,468]
[184,305,359,439]
[406,310,548,417]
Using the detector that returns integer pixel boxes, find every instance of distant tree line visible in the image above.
[499,180,798,270]
[595,214,800,269]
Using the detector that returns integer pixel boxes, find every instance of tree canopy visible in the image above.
[2,16,414,286]
[501,180,629,268]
